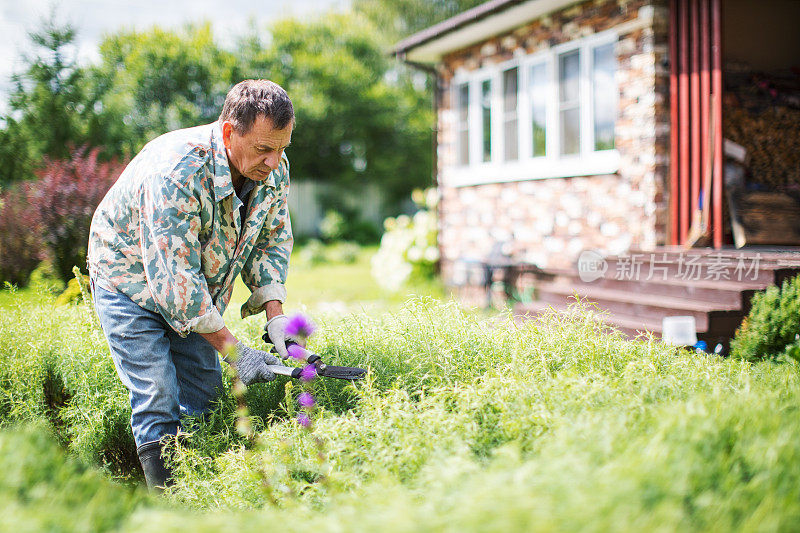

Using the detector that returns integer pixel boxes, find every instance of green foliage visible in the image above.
[0,425,150,532]
[0,185,42,285]
[2,11,434,211]
[294,240,362,267]
[91,23,238,158]
[28,261,65,294]
[2,293,800,530]
[0,14,109,187]
[236,13,434,207]
[319,209,381,245]
[372,188,439,291]
[326,242,360,264]
[55,276,89,306]
[353,0,487,40]
[731,274,800,361]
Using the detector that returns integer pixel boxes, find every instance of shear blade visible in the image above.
[317,365,367,381]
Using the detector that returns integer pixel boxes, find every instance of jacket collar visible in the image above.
[209,121,235,201]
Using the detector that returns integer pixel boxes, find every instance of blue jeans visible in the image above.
[91,280,223,447]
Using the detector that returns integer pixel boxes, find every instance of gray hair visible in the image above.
[219,79,294,133]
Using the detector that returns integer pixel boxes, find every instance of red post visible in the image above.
[669,0,680,245]
[712,0,723,248]
[700,0,710,237]
[679,0,691,243]
[690,0,701,222]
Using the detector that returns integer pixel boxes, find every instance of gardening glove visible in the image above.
[264,314,297,360]
[227,342,281,386]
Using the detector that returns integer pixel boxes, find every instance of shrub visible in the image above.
[0,424,149,530]
[371,188,439,291]
[55,275,90,305]
[319,209,381,245]
[295,239,328,266]
[0,184,43,286]
[327,241,360,264]
[27,147,124,282]
[731,274,800,361]
[28,260,66,294]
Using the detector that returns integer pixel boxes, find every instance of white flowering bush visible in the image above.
[371,188,439,291]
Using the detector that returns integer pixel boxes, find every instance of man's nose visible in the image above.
[264,153,281,171]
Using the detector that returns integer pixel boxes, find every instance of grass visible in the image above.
[0,245,799,531]
[230,244,447,317]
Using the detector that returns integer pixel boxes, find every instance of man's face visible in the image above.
[222,115,292,181]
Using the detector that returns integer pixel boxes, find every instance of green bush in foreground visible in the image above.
[1,297,800,531]
[731,274,800,361]
[0,424,150,532]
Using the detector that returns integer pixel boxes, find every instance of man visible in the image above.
[87,79,298,491]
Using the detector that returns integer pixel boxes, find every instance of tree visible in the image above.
[236,13,434,209]
[0,15,99,188]
[28,147,123,282]
[91,24,238,157]
[353,0,486,41]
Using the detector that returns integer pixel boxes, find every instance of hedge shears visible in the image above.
[262,337,367,381]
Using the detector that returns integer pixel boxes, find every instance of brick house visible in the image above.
[394,0,800,344]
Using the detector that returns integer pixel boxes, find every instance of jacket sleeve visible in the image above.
[138,171,225,336]
[240,159,293,318]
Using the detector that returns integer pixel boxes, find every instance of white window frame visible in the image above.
[448,29,619,187]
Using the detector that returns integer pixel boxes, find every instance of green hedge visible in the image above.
[731,274,800,361]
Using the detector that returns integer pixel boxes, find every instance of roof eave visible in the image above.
[394,0,583,65]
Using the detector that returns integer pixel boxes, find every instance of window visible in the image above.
[503,67,518,161]
[529,62,547,158]
[480,79,492,162]
[592,42,616,151]
[558,50,580,156]
[450,32,617,185]
[456,83,470,165]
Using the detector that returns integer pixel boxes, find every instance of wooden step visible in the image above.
[514,300,737,347]
[539,272,762,308]
[534,282,743,332]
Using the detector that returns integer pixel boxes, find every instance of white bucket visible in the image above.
[661,316,698,346]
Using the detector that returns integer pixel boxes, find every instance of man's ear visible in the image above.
[221,121,233,150]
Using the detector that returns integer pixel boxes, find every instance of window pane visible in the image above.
[481,79,492,162]
[459,129,469,165]
[559,50,579,103]
[457,83,470,165]
[504,120,518,160]
[593,43,616,151]
[458,84,469,123]
[529,63,547,157]
[503,68,518,113]
[560,107,580,155]
[503,67,518,161]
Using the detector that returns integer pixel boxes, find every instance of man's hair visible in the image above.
[219,79,294,133]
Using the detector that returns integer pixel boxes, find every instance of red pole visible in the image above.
[679,0,690,243]
[700,0,710,242]
[690,0,701,224]
[712,0,723,248]
[669,0,680,245]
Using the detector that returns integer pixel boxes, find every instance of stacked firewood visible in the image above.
[723,68,800,191]
[724,105,800,190]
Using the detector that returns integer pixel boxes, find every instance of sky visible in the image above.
[0,0,347,110]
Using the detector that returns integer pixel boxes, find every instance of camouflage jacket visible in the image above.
[87,122,292,337]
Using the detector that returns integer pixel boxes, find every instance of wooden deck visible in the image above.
[508,247,800,349]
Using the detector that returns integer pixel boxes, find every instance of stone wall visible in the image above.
[436,0,670,286]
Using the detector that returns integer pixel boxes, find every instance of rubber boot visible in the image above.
[137,439,174,492]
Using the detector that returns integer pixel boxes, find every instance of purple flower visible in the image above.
[287,343,306,360]
[298,392,315,408]
[296,413,311,428]
[285,313,316,338]
[300,364,318,382]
